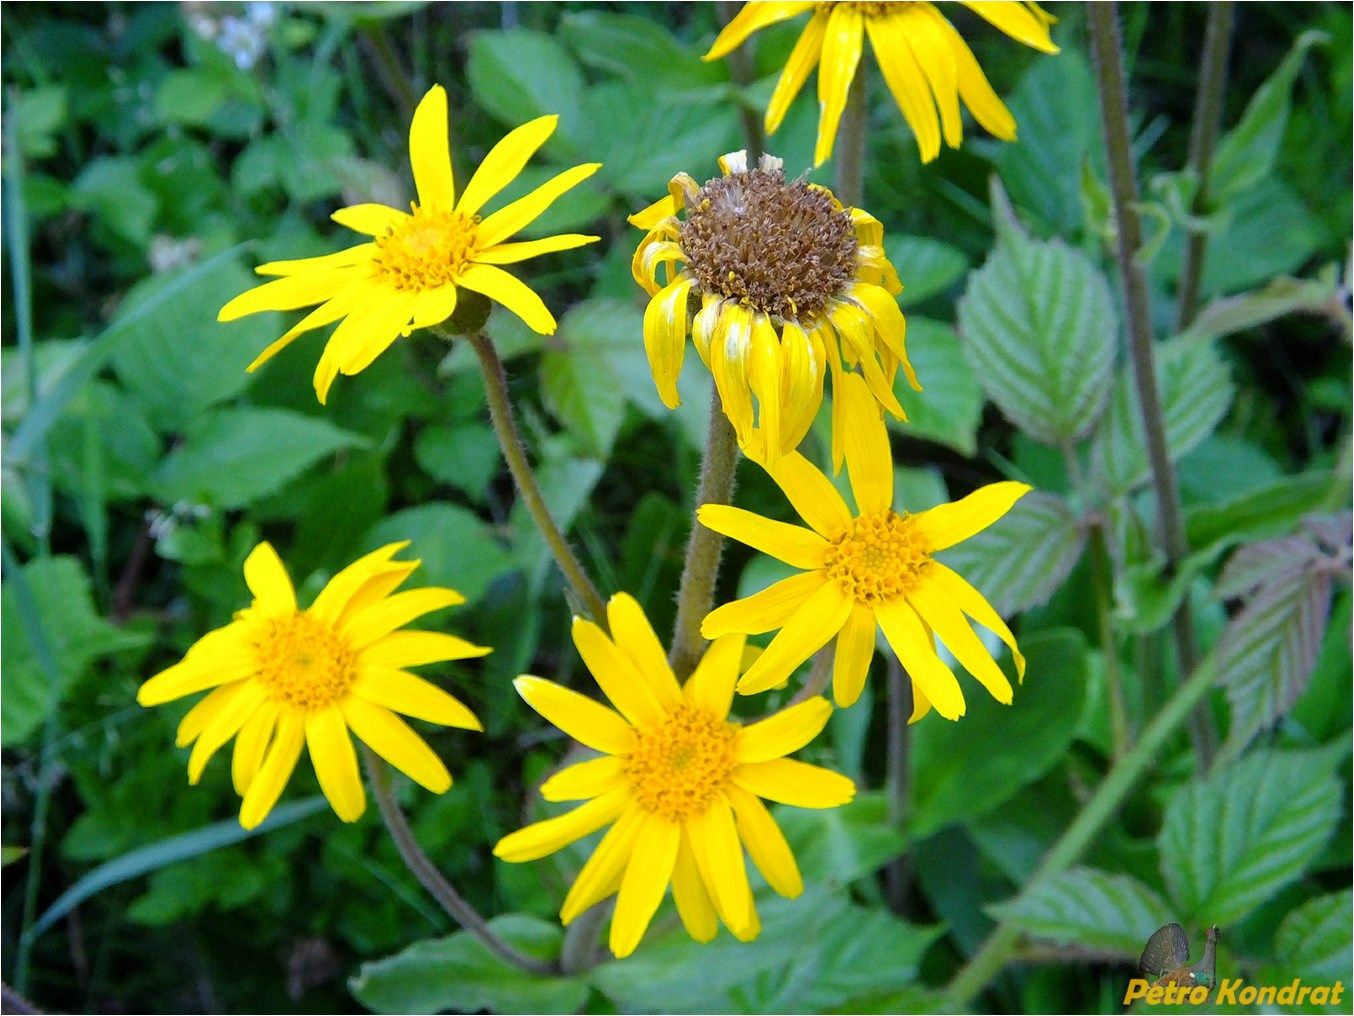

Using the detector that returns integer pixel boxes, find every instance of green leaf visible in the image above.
[937,492,1086,615]
[1181,269,1346,345]
[540,343,626,459]
[1274,890,1353,983]
[153,407,368,509]
[1212,31,1327,200]
[364,504,516,606]
[350,914,587,1015]
[1158,750,1342,927]
[1,556,147,747]
[413,422,500,503]
[466,29,586,154]
[987,868,1174,958]
[14,86,67,159]
[908,630,1088,838]
[777,792,907,887]
[891,318,983,456]
[69,156,157,246]
[1091,336,1234,495]
[886,236,969,307]
[1196,179,1324,296]
[1185,471,1336,552]
[1,846,28,866]
[511,455,604,591]
[559,12,724,90]
[956,189,1117,445]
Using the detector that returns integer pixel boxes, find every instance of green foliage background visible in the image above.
[2,2,1350,1013]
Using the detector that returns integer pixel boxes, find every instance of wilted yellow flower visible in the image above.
[219,84,601,402]
[699,373,1029,719]
[493,593,854,958]
[137,542,488,829]
[704,2,1058,165]
[630,150,917,466]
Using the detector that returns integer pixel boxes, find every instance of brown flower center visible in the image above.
[678,167,857,321]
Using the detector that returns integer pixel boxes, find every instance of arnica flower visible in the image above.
[219,84,601,402]
[493,593,854,958]
[137,542,488,829]
[699,373,1029,720]
[630,150,917,466]
[704,2,1059,165]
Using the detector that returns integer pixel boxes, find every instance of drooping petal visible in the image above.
[232,701,279,797]
[187,681,268,784]
[708,305,757,443]
[958,1,1060,53]
[737,580,853,695]
[409,286,458,331]
[605,593,683,707]
[906,582,1014,704]
[239,710,305,830]
[456,115,558,217]
[765,10,830,133]
[866,13,942,162]
[245,291,361,373]
[935,13,1017,139]
[748,316,784,464]
[175,682,241,748]
[814,4,865,166]
[330,289,420,377]
[732,758,856,808]
[409,84,455,210]
[688,794,753,934]
[874,598,965,720]
[726,785,802,898]
[837,371,894,515]
[540,755,625,802]
[610,816,680,958]
[703,1,816,61]
[701,571,826,639]
[912,481,1031,551]
[513,676,636,756]
[671,831,719,942]
[831,605,877,708]
[306,704,366,822]
[736,697,832,764]
[493,788,629,863]
[643,274,694,409]
[917,562,1025,680]
[850,282,918,391]
[697,505,827,570]
[458,263,557,335]
[900,3,963,149]
[351,668,483,730]
[628,193,680,231]
[341,697,452,793]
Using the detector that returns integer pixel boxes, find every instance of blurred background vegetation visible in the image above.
[2,2,1350,1013]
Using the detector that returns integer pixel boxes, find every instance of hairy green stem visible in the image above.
[1089,2,1215,766]
[1175,2,1235,332]
[669,385,740,680]
[362,750,557,977]
[942,646,1221,1007]
[835,68,868,206]
[1090,528,1131,758]
[716,0,764,160]
[883,656,913,912]
[467,331,608,626]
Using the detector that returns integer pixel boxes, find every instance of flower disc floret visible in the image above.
[824,511,932,606]
[253,612,357,709]
[625,706,739,822]
[374,209,481,290]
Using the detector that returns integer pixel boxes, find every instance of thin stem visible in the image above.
[669,385,740,680]
[1090,528,1131,758]
[942,645,1221,1008]
[559,899,611,975]
[790,647,833,705]
[883,656,913,912]
[716,0,764,160]
[1175,2,1235,333]
[362,749,557,977]
[835,68,868,207]
[466,330,608,626]
[1089,2,1215,766]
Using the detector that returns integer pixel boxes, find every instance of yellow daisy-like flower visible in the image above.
[629,150,918,466]
[699,372,1030,719]
[218,84,601,402]
[704,1,1058,165]
[137,541,489,829]
[493,593,855,958]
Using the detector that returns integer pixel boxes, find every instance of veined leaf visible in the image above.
[1274,890,1354,983]
[891,318,983,456]
[466,29,586,157]
[987,868,1174,958]
[364,503,515,606]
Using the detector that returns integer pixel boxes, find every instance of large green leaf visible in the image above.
[1274,890,1353,983]
[540,340,627,460]
[350,914,587,1015]
[776,792,907,887]
[1185,471,1337,552]
[152,407,368,509]
[559,12,724,90]
[891,318,983,456]
[466,29,587,157]
[987,868,1174,958]
[908,629,1088,837]
[364,504,516,606]
[956,189,1117,446]
[886,236,969,308]
[1158,749,1342,927]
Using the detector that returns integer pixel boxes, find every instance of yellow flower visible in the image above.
[218,84,601,403]
[698,372,1030,719]
[629,150,917,466]
[493,593,854,958]
[704,2,1058,165]
[137,541,489,829]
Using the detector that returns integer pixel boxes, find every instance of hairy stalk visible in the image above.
[942,646,1221,1007]
[466,330,608,626]
[559,899,611,975]
[1089,3,1215,766]
[669,385,740,679]
[883,656,913,912]
[1090,529,1131,758]
[716,0,764,159]
[790,647,833,705]
[1175,2,1235,332]
[362,750,557,977]
[835,69,868,207]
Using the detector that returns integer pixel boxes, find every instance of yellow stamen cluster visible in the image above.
[374,208,480,290]
[253,612,357,709]
[625,706,739,821]
[825,511,932,606]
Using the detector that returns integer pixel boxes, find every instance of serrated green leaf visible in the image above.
[886,236,969,307]
[987,868,1174,958]
[350,914,585,1015]
[1091,337,1234,495]
[936,491,1086,615]
[956,196,1117,445]
[777,792,907,887]
[364,503,515,606]
[413,422,500,503]
[152,407,367,509]
[1158,750,1342,927]
[891,318,983,456]
[1274,890,1353,983]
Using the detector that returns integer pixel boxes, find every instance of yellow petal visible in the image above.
[697,505,827,570]
[643,275,693,409]
[919,562,1025,680]
[361,631,491,669]
[767,451,853,538]
[837,371,894,515]
[476,162,603,249]
[766,10,830,133]
[901,4,963,149]
[958,0,1059,53]
[814,4,865,166]
[493,788,629,863]
[682,633,746,717]
[560,806,644,923]
[218,269,357,322]
[913,481,1031,551]
[245,291,361,374]
[736,696,832,764]
[910,678,933,723]
[351,668,483,730]
[476,233,599,265]
[457,115,558,217]
[866,13,942,162]
[343,587,465,648]
[851,282,918,391]
[341,697,452,793]
[409,84,455,210]
[627,193,679,231]
[187,681,267,784]
[874,598,965,720]
[572,616,667,728]
[731,758,855,808]
[306,704,366,822]
[609,816,680,958]
[737,580,852,695]
[701,570,825,639]
[935,13,1017,139]
[309,543,411,621]
[337,560,419,626]
[671,832,719,942]
[540,755,625,802]
[331,203,407,236]
[688,795,752,933]
[255,244,377,278]
[239,710,305,830]
[329,289,419,376]
[232,701,279,797]
[175,682,240,748]
[704,1,816,60]
[409,285,458,331]
[137,628,254,706]
[458,263,556,335]
[513,676,636,756]
[906,582,1013,705]
[605,593,683,708]
[726,785,802,898]
[831,604,877,708]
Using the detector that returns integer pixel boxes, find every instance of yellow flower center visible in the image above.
[253,612,357,709]
[824,511,932,606]
[374,208,480,291]
[624,706,739,822]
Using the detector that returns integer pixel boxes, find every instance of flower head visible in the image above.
[137,542,489,829]
[704,2,1058,165]
[219,85,601,402]
[630,151,918,465]
[698,372,1030,719]
[493,593,855,958]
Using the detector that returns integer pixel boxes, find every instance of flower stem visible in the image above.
[362,749,557,977]
[1089,2,1215,766]
[1090,527,1131,758]
[1175,2,1235,333]
[941,644,1221,1008]
[466,330,608,627]
[716,0,764,160]
[883,656,913,912]
[669,384,740,680]
[836,67,868,207]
